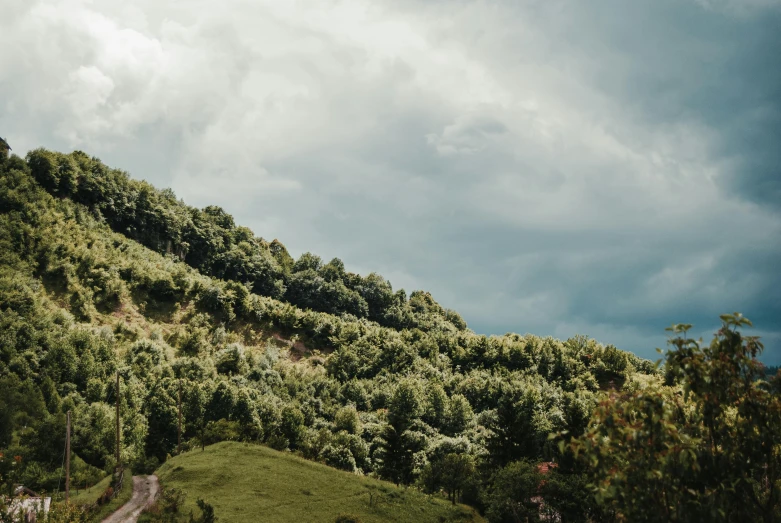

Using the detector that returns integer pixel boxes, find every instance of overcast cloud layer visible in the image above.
[2,0,780,362]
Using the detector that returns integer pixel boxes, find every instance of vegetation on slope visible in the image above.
[24,147,468,333]
[154,441,483,523]
[71,469,133,523]
[1,146,779,521]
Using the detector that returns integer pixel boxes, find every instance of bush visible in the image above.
[334,514,362,523]
[203,419,242,445]
[189,499,217,523]
[334,405,360,434]
[147,275,182,302]
[320,444,357,472]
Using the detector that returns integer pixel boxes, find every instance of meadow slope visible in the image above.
[156,442,484,523]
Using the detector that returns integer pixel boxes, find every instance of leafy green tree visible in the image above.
[0,375,48,447]
[487,381,546,466]
[26,149,60,193]
[233,388,262,440]
[72,402,116,468]
[568,313,781,522]
[293,252,323,273]
[145,386,178,461]
[423,383,448,429]
[537,469,601,523]
[268,239,294,275]
[444,394,473,436]
[215,345,248,376]
[339,380,369,411]
[320,444,357,472]
[207,381,236,422]
[440,453,476,505]
[182,382,208,448]
[357,273,394,322]
[334,405,360,435]
[376,380,425,484]
[485,460,543,523]
[279,405,305,450]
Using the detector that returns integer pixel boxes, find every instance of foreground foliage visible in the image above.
[567,313,781,522]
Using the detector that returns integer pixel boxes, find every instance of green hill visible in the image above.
[0,146,666,521]
[156,441,483,523]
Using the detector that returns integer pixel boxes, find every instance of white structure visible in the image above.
[5,487,51,523]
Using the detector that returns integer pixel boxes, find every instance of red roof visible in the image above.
[537,462,557,475]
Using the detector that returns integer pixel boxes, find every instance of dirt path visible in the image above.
[101,475,159,523]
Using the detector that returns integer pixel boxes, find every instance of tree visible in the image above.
[279,405,305,450]
[292,252,322,273]
[485,460,543,523]
[376,380,425,484]
[356,273,394,322]
[320,444,357,472]
[145,387,178,461]
[537,469,601,523]
[423,384,448,429]
[334,405,360,435]
[182,382,208,449]
[26,149,59,193]
[487,381,545,466]
[444,394,473,436]
[440,453,475,504]
[567,313,781,522]
[207,382,236,423]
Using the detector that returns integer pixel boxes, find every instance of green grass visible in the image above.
[156,442,484,523]
[68,470,134,522]
[67,474,112,504]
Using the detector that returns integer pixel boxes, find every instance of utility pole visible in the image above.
[115,371,121,470]
[65,410,71,502]
[177,380,182,454]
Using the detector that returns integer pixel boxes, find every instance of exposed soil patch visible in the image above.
[272,333,311,361]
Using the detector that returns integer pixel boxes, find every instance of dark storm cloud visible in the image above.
[1,0,779,362]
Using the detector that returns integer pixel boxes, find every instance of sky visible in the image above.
[1,0,780,363]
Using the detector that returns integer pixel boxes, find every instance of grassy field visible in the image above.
[65,470,134,522]
[67,474,112,504]
[156,442,485,523]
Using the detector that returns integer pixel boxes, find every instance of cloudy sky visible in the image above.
[2,0,780,362]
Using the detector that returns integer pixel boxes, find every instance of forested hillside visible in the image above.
[1,147,779,522]
[23,147,468,333]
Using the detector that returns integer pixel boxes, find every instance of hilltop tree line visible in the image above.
[24,148,467,333]
[1,148,779,522]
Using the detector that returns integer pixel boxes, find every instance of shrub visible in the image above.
[334,405,360,434]
[321,444,357,472]
[190,499,216,523]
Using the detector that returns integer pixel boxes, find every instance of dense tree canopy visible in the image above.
[2,147,776,522]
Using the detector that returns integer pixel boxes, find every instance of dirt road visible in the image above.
[101,475,159,523]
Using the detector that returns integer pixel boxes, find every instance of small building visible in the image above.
[4,486,51,523]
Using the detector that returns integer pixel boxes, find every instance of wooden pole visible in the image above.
[177,380,182,454]
[115,371,121,470]
[65,410,71,502]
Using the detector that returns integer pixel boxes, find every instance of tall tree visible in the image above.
[568,313,781,522]
[377,380,425,485]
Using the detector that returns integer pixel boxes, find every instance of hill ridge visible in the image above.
[0,147,654,521]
